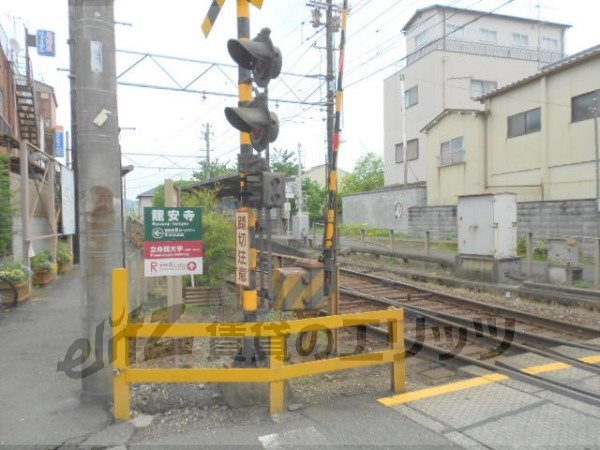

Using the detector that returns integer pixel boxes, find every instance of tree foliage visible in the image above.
[270,147,298,176]
[302,178,327,219]
[193,158,234,181]
[340,152,384,196]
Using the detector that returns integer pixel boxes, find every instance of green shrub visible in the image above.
[517,236,527,255]
[0,153,13,256]
[533,239,548,259]
[0,261,30,285]
[31,251,53,272]
[56,246,73,264]
[182,189,235,287]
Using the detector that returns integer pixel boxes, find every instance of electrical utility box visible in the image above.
[456,193,519,283]
[457,193,517,258]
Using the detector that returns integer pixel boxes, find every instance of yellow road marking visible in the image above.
[378,373,509,407]
[378,353,600,407]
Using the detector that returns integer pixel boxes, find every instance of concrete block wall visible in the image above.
[342,183,427,233]
[407,205,457,239]
[517,199,600,258]
[407,199,600,258]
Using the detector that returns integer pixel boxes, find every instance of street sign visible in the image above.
[36,30,55,57]
[285,180,295,199]
[143,207,203,277]
[55,126,65,157]
[235,211,250,287]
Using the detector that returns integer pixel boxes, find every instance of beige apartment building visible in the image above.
[384,4,569,186]
[423,44,600,205]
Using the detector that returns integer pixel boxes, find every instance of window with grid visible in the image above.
[446,24,464,39]
[396,139,419,163]
[542,37,559,51]
[470,80,497,98]
[414,30,429,48]
[405,86,418,108]
[507,108,541,138]
[512,33,529,47]
[440,137,464,166]
[572,90,600,122]
[479,28,497,43]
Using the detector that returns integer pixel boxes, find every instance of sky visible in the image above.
[1,0,599,199]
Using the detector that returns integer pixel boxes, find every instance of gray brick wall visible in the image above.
[408,205,457,239]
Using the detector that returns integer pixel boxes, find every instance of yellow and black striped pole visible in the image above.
[236,0,260,366]
[323,0,348,302]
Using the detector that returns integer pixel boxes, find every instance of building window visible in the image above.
[0,89,4,117]
[512,33,529,47]
[440,137,465,166]
[541,37,559,51]
[479,28,497,43]
[572,90,600,122]
[446,24,464,39]
[470,79,497,98]
[507,108,541,138]
[405,86,418,108]
[396,139,419,163]
[414,30,429,48]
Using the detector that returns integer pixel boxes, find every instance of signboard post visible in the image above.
[36,30,56,57]
[143,207,203,277]
[235,211,250,287]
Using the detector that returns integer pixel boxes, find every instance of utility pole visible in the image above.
[69,0,123,402]
[297,142,303,214]
[325,0,335,170]
[203,123,211,180]
[308,0,338,174]
[399,74,409,187]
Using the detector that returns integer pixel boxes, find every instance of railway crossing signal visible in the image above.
[227,28,282,88]
[224,28,281,151]
[225,93,279,151]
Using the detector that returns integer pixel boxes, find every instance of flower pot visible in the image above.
[33,269,57,286]
[0,281,31,303]
[58,261,73,274]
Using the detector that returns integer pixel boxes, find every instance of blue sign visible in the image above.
[36,30,55,57]
[55,129,65,157]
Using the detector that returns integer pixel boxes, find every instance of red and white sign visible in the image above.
[144,257,204,277]
[144,241,204,259]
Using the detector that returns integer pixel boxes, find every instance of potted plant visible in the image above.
[57,246,74,274]
[0,261,32,302]
[31,251,57,286]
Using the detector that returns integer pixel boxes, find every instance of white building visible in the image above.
[383,4,569,186]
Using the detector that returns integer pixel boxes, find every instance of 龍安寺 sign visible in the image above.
[235,211,251,287]
[144,207,203,277]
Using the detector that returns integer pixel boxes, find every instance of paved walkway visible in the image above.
[0,269,109,447]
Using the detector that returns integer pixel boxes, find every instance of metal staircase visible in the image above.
[14,55,38,147]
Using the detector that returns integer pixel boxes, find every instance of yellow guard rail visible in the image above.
[112,268,406,417]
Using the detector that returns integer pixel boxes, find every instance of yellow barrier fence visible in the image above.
[112,268,406,417]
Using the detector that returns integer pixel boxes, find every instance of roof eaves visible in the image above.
[476,43,600,101]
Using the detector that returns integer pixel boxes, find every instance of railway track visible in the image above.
[337,267,600,405]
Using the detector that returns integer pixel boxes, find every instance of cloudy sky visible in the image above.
[1,0,599,198]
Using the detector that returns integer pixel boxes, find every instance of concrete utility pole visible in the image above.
[203,123,211,179]
[296,143,303,214]
[69,0,124,402]
[399,74,409,187]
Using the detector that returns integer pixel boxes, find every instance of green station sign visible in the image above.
[144,207,203,242]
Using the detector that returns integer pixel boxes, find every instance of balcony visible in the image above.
[408,38,563,66]
[439,150,465,167]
